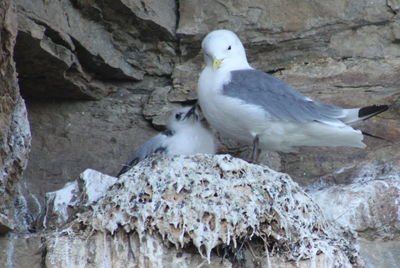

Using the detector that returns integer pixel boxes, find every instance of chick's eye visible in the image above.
[175,113,182,120]
[227,45,232,50]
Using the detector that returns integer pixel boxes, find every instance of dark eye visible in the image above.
[175,113,182,120]
[227,45,231,50]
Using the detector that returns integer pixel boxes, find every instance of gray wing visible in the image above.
[223,69,344,124]
[117,130,172,177]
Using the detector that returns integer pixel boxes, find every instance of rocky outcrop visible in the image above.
[43,169,117,229]
[0,0,31,234]
[14,0,177,99]
[310,160,400,267]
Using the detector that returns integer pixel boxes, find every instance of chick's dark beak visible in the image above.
[183,106,197,120]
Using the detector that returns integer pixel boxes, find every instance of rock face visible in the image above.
[0,0,31,234]
[14,0,177,99]
[309,160,400,267]
[1,0,400,267]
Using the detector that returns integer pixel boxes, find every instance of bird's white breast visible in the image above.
[198,67,267,143]
[167,123,215,155]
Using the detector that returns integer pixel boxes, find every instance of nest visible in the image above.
[83,154,359,266]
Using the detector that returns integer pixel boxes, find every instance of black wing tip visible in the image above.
[116,158,140,177]
[358,105,389,119]
[361,131,386,140]
[116,169,125,177]
[116,166,128,177]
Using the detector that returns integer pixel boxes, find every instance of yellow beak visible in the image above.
[212,58,223,70]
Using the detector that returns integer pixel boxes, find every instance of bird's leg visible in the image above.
[256,148,261,162]
[250,135,261,163]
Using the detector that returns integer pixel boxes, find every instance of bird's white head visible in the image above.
[201,29,250,71]
[168,106,200,131]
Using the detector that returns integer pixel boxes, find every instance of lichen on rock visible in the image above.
[71,154,361,266]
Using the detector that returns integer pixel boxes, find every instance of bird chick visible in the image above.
[117,106,216,176]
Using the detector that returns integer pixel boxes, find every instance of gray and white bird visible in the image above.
[198,29,388,161]
[117,106,216,176]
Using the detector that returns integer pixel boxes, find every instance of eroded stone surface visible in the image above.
[44,227,350,268]
[89,155,358,265]
[359,239,400,268]
[43,169,118,229]
[23,94,156,197]
[44,181,79,229]
[142,86,182,128]
[44,154,360,267]
[0,233,42,268]
[0,0,31,234]
[310,161,400,237]
[14,0,178,99]
[309,161,400,267]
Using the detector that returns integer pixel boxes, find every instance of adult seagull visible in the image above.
[197,29,388,161]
